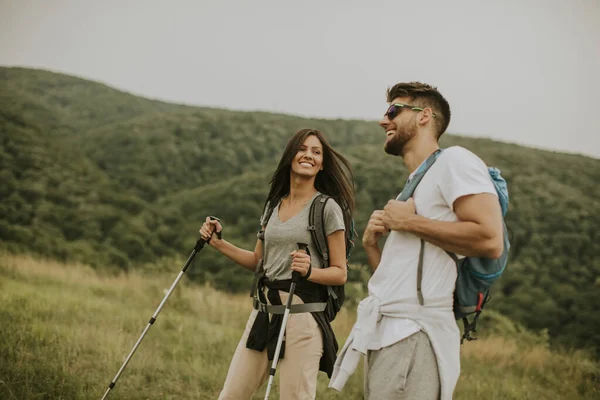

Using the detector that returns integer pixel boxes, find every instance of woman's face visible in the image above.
[291,134,324,178]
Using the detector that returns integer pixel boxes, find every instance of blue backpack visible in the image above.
[398,149,510,343]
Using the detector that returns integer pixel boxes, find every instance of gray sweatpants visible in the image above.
[364,330,440,400]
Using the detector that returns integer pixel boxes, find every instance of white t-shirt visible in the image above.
[367,146,498,350]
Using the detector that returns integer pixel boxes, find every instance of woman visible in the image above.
[199,128,355,399]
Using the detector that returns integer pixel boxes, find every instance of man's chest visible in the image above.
[404,173,456,222]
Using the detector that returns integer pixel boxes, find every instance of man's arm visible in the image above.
[364,244,383,271]
[362,210,388,271]
[383,193,504,259]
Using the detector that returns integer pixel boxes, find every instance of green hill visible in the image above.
[1,66,599,358]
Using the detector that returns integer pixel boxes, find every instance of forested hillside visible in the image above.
[1,66,598,357]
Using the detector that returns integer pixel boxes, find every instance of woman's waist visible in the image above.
[260,277,327,304]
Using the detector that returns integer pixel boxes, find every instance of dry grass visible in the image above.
[0,253,598,399]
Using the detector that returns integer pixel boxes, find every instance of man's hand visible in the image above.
[362,210,390,247]
[382,198,417,232]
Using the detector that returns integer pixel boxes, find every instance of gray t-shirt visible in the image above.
[260,192,346,281]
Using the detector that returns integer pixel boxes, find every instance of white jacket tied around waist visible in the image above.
[328,295,461,400]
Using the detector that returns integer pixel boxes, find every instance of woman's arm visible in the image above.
[291,230,347,286]
[210,237,263,272]
[199,217,263,272]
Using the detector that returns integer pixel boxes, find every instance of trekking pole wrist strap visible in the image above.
[302,263,312,280]
[205,216,222,244]
[206,228,223,244]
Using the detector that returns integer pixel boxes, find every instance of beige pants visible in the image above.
[218,291,324,400]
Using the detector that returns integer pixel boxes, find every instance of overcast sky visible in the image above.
[1,0,599,158]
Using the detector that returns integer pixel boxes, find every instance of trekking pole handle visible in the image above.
[292,243,309,283]
[297,243,308,252]
[195,216,221,251]
[206,216,222,242]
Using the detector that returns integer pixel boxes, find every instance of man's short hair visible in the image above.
[386,82,451,138]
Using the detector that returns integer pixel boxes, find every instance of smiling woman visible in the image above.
[291,135,323,178]
[197,128,356,399]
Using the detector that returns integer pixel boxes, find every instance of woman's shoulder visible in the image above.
[316,193,343,215]
[260,200,279,226]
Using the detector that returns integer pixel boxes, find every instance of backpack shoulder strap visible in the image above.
[253,201,275,297]
[308,193,331,268]
[401,149,442,306]
[397,149,443,201]
[260,201,275,228]
[257,201,276,241]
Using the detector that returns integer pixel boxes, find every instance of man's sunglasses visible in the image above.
[384,103,437,120]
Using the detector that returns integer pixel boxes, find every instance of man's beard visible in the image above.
[384,124,417,156]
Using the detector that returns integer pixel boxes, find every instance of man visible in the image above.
[329,82,504,399]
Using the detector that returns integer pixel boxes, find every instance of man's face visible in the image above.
[379,96,418,156]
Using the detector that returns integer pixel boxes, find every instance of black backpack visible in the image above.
[307,193,356,322]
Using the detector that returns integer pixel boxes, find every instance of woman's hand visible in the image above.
[198,216,223,246]
[290,250,311,277]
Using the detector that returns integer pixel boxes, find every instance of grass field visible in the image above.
[0,253,598,399]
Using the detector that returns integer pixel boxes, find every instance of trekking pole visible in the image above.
[100,217,220,400]
[263,242,307,400]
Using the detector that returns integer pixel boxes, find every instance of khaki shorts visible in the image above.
[364,330,440,400]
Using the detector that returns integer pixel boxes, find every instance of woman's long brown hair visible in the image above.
[262,128,355,231]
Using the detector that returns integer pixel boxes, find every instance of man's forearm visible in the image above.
[364,244,382,271]
[404,214,501,258]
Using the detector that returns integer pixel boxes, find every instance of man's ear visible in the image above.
[418,108,434,125]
